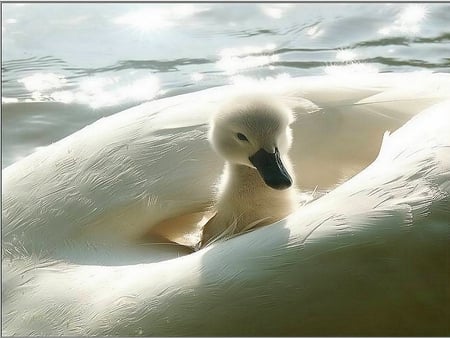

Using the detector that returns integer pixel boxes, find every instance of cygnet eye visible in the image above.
[236,133,249,142]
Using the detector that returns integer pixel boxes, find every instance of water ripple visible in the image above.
[65,58,213,76]
[348,32,450,49]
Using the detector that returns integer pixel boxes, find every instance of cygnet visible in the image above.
[200,95,299,247]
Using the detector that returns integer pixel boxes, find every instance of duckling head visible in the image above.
[209,95,295,190]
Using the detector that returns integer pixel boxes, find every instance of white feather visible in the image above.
[2,72,450,335]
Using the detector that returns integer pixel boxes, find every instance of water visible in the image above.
[2,3,450,168]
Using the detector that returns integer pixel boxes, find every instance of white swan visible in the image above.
[2,72,450,336]
[201,95,299,246]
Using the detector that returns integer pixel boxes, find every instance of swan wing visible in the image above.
[3,99,449,336]
[3,72,450,255]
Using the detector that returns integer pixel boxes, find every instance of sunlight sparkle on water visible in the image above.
[50,91,75,104]
[306,25,324,39]
[335,49,358,62]
[399,4,428,24]
[378,4,428,36]
[18,73,67,92]
[79,77,119,94]
[261,6,282,19]
[219,44,276,58]
[113,5,208,32]
[217,44,278,75]
[2,97,19,104]
[217,55,279,75]
[191,73,204,82]
[16,72,161,108]
[114,10,174,31]
[260,4,292,19]
[72,75,160,108]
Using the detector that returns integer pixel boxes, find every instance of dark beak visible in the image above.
[249,148,292,190]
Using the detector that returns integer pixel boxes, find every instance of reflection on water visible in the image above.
[335,49,358,62]
[2,3,450,167]
[217,44,279,74]
[113,4,210,32]
[379,4,428,36]
[18,72,67,92]
[10,72,160,108]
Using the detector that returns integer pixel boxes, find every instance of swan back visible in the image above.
[3,73,450,336]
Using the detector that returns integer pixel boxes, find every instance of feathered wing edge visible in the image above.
[294,99,450,243]
[2,81,450,336]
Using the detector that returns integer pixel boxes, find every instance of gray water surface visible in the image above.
[2,3,450,167]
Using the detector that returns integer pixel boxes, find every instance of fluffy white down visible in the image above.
[2,72,450,336]
[201,94,299,246]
